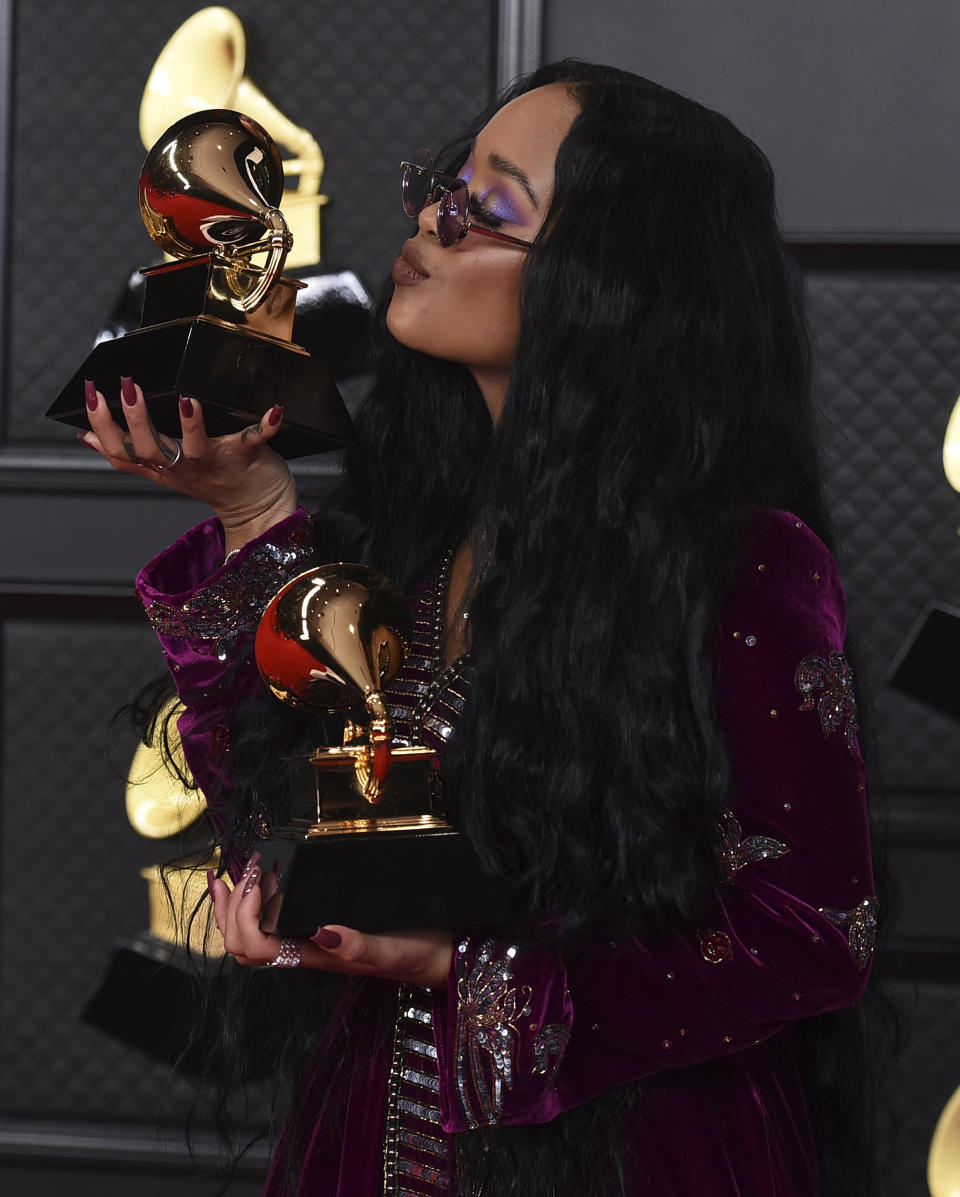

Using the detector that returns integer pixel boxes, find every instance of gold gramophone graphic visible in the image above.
[46,10,353,458]
[123,696,223,958]
[253,566,508,936]
[929,1082,960,1197]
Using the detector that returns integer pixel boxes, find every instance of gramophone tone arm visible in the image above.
[216,208,293,313]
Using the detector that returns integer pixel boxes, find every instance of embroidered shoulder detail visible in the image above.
[819,896,878,968]
[455,938,531,1128]
[532,1024,571,1080]
[794,649,860,752]
[719,809,789,880]
[143,528,315,659]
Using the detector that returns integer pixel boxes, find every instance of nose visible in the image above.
[416,192,441,241]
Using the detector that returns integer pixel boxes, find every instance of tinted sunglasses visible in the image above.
[400,148,535,250]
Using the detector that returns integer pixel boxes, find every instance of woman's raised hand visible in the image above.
[79,376,299,551]
[208,858,453,990]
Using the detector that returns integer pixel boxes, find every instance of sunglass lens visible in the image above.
[401,148,434,217]
[437,186,468,247]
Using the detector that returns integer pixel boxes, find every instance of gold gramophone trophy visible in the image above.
[46,107,352,458]
[253,565,509,936]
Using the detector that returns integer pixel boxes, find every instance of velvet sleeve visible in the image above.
[432,509,875,1131]
[135,508,316,840]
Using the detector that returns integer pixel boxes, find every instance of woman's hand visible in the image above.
[79,377,298,551]
[208,859,453,990]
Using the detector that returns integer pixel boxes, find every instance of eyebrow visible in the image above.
[487,152,539,209]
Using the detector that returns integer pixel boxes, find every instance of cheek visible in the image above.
[386,254,524,372]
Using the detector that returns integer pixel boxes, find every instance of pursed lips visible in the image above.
[400,241,431,278]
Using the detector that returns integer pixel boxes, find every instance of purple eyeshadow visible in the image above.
[478,190,524,223]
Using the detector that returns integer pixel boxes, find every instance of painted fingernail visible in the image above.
[272,859,282,882]
[267,404,285,427]
[120,376,137,406]
[310,927,342,950]
[242,867,260,897]
[241,851,262,877]
[76,430,94,447]
[206,868,216,898]
[84,380,98,411]
[179,396,194,418]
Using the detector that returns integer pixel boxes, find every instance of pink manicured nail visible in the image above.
[267,404,284,427]
[84,380,98,411]
[242,867,260,897]
[120,376,137,406]
[179,396,194,418]
[310,927,342,950]
[206,869,216,898]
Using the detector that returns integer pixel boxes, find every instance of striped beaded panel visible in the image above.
[383,987,450,1195]
[383,559,472,756]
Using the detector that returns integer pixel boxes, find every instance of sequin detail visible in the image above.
[699,929,734,964]
[455,938,529,1127]
[819,896,879,968]
[382,550,474,758]
[532,1024,571,1079]
[794,650,860,753]
[718,809,789,880]
[384,987,449,1195]
[141,528,315,659]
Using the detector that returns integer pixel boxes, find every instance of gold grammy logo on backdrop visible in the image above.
[140,5,327,268]
[126,697,224,957]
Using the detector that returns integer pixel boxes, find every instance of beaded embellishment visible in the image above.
[532,1024,571,1079]
[383,546,474,753]
[455,938,531,1127]
[794,650,860,753]
[384,986,450,1195]
[142,527,315,660]
[698,929,734,964]
[718,809,789,880]
[819,896,879,968]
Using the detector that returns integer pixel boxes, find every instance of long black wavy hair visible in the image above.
[338,59,826,939]
[196,59,879,1197]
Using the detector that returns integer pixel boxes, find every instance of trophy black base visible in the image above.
[83,933,345,1079]
[889,600,960,721]
[47,317,354,459]
[257,828,512,937]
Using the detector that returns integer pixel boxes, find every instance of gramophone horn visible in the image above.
[139,109,293,312]
[139,6,325,265]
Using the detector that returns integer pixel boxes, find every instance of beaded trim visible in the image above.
[384,986,449,1195]
[383,548,474,753]
[141,527,315,660]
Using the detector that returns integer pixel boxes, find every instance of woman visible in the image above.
[82,61,877,1197]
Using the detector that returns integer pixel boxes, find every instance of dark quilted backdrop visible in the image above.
[6,0,495,444]
[0,618,199,1119]
[810,273,960,792]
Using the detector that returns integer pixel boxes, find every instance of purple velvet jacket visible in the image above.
[137,507,875,1196]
